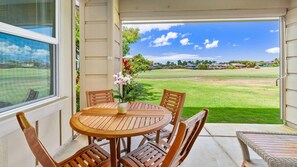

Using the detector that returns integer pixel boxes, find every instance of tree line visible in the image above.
[153,58,280,70]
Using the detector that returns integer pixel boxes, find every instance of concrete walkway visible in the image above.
[54,124,297,167]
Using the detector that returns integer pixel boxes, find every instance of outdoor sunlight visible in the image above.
[123,21,281,124]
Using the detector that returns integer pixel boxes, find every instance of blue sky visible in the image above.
[0,33,51,63]
[125,21,280,63]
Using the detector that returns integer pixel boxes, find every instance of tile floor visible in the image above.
[53,123,297,167]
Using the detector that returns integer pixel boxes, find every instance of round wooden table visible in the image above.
[70,102,172,167]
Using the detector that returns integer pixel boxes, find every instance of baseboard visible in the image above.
[53,133,80,156]
[285,121,297,130]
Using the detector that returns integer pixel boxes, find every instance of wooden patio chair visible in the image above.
[25,89,39,102]
[139,89,186,146]
[16,112,110,167]
[86,89,127,152]
[86,89,114,144]
[86,89,114,107]
[120,109,208,167]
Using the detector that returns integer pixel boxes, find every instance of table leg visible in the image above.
[237,138,250,162]
[109,138,118,167]
[156,130,160,144]
[127,137,131,153]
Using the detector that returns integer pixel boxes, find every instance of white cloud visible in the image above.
[266,47,280,54]
[270,29,279,33]
[244,37,250,41]
[141,36,152,42]
[124,23,184,34]
[180,38,192,46]
[32,49,50,57]
[204,39,219,49]
[0,42,31,56]
[204,39,210,45]
[23,45,32,55]
[151,32,178,47]
[194,45,203,50]
[0,41,49,57]
[143,53,213,63]
[232,44,240,47]
[216,56,222,58]
[141,38,147,42]
[181,33,191,38]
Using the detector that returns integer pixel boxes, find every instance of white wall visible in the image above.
[0,0,74,166]
[80,0,121,109]
[120,0,289,21]
[284,0,297,127]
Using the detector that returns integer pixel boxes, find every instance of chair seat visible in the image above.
[120,142,167,167]
[59,143,110,167]
[144,128,171,141]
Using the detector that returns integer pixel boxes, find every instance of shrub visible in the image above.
[198,64,208,70]
[227,65,236,69]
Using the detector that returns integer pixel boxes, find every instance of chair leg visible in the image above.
[138,137,147,147]
[88,136,94,144]
[117,139,121,167]
[127,137,131,153]
[121,138,127,152]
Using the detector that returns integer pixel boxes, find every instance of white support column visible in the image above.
[284,0,297,128]
[80,0,122,108]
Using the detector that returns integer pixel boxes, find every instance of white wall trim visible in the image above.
[121,9,287,21]
[0,97,69,138]
[0,22,58,44]
[123,17,280,24]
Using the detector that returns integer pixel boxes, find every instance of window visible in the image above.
[0,0,57,112]
[0,0,56,37]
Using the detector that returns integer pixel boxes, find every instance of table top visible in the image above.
[70,102,172,138]
[238,131,297,160]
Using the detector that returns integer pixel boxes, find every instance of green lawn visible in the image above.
[136,67,282,124]
[0,68,51,105]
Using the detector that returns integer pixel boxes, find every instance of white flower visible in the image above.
[113,72,133,86]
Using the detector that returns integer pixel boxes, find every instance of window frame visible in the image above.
[279,16,286,120]
[0,0,59,114]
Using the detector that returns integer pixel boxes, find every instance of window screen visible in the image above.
[0,33,54,111]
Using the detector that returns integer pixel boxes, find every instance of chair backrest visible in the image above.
[16,112,57,167]
[86,89,114,107]
[160,89,186,125]
[25,89,39,102]
[162,109,208,167]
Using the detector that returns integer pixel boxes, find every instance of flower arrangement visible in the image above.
[112,72,145,103]
[113,57,150,113]
[113,72,132,87]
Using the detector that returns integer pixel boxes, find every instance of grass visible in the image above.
[0,68,51,105]
[0,67,281,124]
[136,67,282,124]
